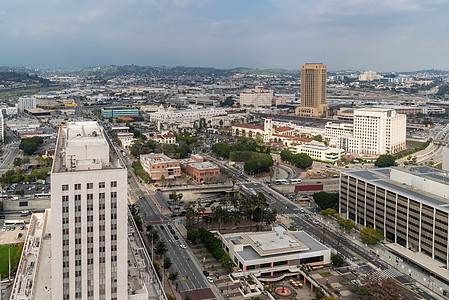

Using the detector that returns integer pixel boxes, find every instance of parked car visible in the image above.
[207,276,213,283]
[173,235,179,240]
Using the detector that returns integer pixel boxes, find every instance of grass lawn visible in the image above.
[0,244,23,277]
[406,140,427,149]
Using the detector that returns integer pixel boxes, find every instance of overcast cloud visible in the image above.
[1,0,448,71]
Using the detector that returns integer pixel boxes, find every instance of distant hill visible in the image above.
[0,71,51,86]
[401,69,449,75]
[69,65,300,78]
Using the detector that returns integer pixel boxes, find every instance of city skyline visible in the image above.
[1,0,448,71]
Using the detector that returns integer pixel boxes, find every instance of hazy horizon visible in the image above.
[1,0,448,72]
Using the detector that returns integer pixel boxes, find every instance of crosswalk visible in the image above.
[283,213,299,218]
[373,268,404,280]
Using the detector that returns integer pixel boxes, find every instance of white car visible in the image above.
[206,276,213,283]
[179,244,187,249]
[2,227,6,232]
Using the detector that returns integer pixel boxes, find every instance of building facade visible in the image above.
[101,108,139,118]
[51,122,128,300]
[340,167,449,270]
[180,155,220,183]
[149,105,226,124]
[18,96,37,113]
[289,142,345,163]
[353,108,406,155]
[295,63,327,117]
[140,153,181,180]
[239,86,274,108]
[151,132,176,144]
[219,227,331,276]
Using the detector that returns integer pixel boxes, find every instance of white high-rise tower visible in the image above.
[51,122,128,300]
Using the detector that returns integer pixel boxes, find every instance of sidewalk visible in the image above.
[314,213,448,300]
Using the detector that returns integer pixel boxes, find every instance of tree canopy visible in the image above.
[19,136,43,155]
[375,154,396,168]
[280,150,313,169]
[313,191,339,210]
[360,226,384,245]
[211,138,270,159]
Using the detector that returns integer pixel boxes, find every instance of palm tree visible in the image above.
[231,177,237,191]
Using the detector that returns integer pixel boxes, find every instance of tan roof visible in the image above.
[275,126,294,132]
[233,124,264,130]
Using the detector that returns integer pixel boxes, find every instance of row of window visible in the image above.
[62,181,117,191]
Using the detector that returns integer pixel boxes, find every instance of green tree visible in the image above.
[13,157,22,166]
[187,229,200,243]
[155,240,168,256]
[360,226,384,245]
[163,257,172,269]
[320,208,337,217]
[331,254,345,267]
[168,272,179,281]
[375,154,396,168]
[313,192,339,210]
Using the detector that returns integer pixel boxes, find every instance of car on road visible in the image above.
[167,225,172,229]
[179,244,187,249]
[203,270,210,276]
[170,229,175,234]
[206,276,213,283]
[160,225,165,230]
[312,220,318,225]
[173,235,179,240]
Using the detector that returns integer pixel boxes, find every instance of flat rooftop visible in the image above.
[343,167,449,212]
[141,153,178,164]
[52,121,124,173]
[225,228,329,262]
[189,161,219,170]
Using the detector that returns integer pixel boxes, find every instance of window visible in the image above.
[62,185,69,191]
[111,181,117,187]
[62,195,69,202]
[99,182,105,188]
[87,194,93,200]
[87,182,93,189]
[75,195,81,201]
[75,183,81,190]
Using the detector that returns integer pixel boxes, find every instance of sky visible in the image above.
[1,0,449,71]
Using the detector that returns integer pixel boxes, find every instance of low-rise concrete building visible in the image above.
[140,153,181,180]
[220,226,331,276]
[288,141,345,163]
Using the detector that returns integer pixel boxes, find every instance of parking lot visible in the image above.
[4,182,49,196]
[0,221,28,244]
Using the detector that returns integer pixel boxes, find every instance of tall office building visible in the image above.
[51,122,128,300]
[340,167,449,278]
[295,63,327,117]
[353,108,406,155]
[17,96,37,113]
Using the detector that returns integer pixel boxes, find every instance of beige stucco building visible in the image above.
[239,86,274,108]
[295,63,328,117]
